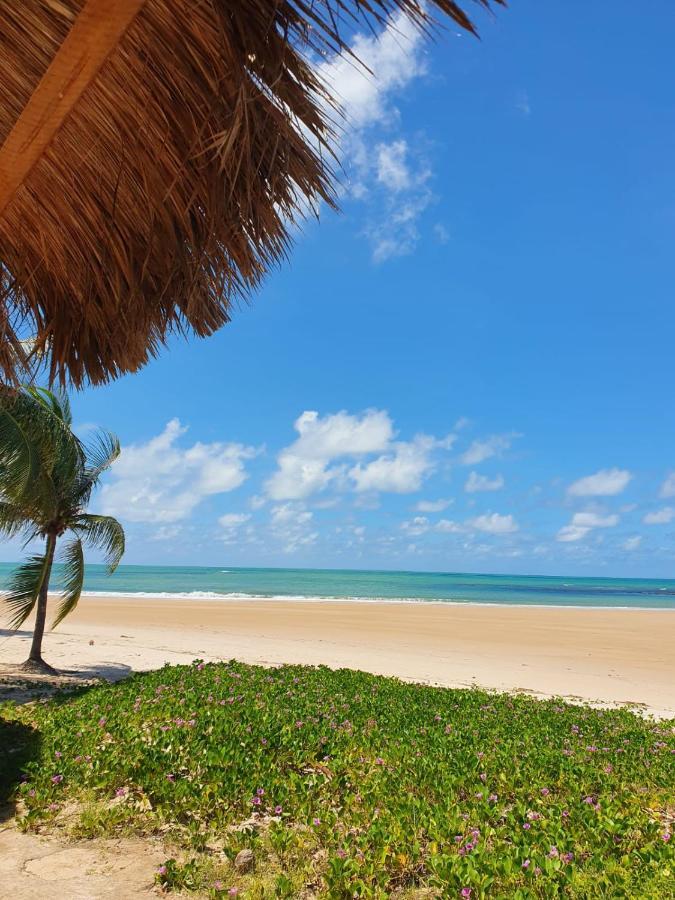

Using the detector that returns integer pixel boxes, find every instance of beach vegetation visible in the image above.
[1,660,672,897]
[0,386,124,672]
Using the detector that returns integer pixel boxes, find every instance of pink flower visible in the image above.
[157,865,167,876]
[98,717,106,727]
[523,823,531,830]
[662,832,671,843]
[51,775,63,784]
[54,751,62,758]
[563,852,574,863]
[166,774,175,782]
[547,846,559,859]
[313,817,321,826]
[274,805,283,814]
[461,889,472,898]
[522,859,530,869]
[214,882,223,891]
[251,796,261,806]
[256,787,265,796]
[540,787,550,796]
[479,773,487,783]
[488,793,498,804]
[228,889,239,897]
[115,787,127,797]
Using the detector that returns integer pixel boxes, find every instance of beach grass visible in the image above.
[1,661,673,898]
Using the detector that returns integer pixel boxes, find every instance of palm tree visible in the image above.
[0,386,124,673]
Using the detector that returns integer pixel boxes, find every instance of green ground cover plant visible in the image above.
[1,661,673,898]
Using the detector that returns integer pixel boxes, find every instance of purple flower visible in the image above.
[98,717,106,727]
[313,817,321,826]
[488,794,498,804]
[157,865,167,876]
[51,775,63,784]
[662,832,672,843]
[256,787,265,796]
[251,796,261,806]
[540,787,550,796]
[522,859,530,869]
[461,889,472,899]
[115,787,127,797]
[523,823,531,830]
[166,774,175,782]
[563,852,574,863]
[274,805,283,814]
[54,751,62,759]
[548,846,559,858]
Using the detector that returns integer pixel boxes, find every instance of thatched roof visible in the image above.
[0,0,502,386]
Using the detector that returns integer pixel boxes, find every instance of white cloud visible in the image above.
[468,513,518,535]
[622,536,642,551]
[318,13,437,263]
[556,511,619,542]
[318,12,426,131]
[402,515,463,536]
[643,507,674,525]
[265,409,392,501]
[433,223,450,244]
[464,471,504,493]
[350,435,441,494]
[219,513,251,544]
[367,183,433,263]
[401,516,430,536]
[515,91,531,117]
[376,140,411,191]
[270,503,318,554]
[150,525,182,542]
[571,512,619,528]
[659,472,675,498]
[100,419,255,523]
[567,468,632,497]
[266,409,453,500]
[557,525,590,543]
[436,518,463,533]
[461,434,516,466]
[415,498,452,513]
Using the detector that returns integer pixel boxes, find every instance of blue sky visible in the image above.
[8,0,675,576]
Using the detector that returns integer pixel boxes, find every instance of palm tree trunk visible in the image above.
[23,530,57,673]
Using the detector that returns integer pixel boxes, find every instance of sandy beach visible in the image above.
[2,595,674,718]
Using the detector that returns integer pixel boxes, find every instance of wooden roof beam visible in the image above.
[0,0,147,219]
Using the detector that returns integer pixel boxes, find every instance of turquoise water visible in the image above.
[1,563,674,609]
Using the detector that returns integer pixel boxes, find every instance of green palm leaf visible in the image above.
[3,553,50,629]
[73,514,125,573]
[0,500,29,540]
[52,538,85,629]
[0,397,40,499]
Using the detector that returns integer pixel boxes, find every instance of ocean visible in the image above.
[1,563,674,609]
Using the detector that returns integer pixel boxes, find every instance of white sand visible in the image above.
[2,595,674,717]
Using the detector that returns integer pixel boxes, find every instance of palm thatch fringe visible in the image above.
[0,0,503,386]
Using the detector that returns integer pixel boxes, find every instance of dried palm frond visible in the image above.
[0,0,503,386]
